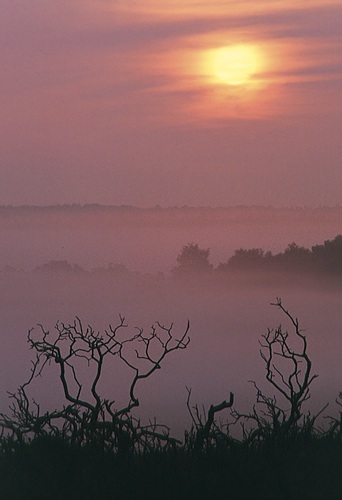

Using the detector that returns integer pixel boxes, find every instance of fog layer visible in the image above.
[0,206,341,435]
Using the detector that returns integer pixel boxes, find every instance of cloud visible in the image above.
[1,0,342,189]
[4,1,341,52]
[89,3,342,47]
[49,2,341,107]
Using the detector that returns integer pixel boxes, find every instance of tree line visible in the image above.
[174,235,342,277]
[2,234,342,281]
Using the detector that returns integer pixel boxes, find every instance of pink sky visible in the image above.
[1,0,342,207]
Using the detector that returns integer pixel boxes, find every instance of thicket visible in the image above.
[0,299,341,499]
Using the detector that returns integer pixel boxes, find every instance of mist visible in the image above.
[2,205,342,273]
[1,206,341,436]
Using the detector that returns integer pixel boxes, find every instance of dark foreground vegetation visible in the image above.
[0,300,341,499]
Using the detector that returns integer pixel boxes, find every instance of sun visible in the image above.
[211,44,262,86]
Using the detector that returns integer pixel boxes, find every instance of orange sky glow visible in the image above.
[1,0,341,206]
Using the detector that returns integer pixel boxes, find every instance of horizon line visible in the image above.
[0,203,341,211]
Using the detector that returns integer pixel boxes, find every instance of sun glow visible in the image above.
[209,44,263,86]
[142,37,281,121]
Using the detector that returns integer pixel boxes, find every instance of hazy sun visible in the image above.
[211,44,262,86]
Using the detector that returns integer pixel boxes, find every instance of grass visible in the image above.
[0,434,341,500]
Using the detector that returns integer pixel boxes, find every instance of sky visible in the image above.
[1,0,342,207]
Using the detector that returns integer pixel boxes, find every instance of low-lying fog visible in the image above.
[2,205,342,273]
[0,206,341,437]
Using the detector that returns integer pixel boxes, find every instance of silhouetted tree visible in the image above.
[0,317,190,453]
[312,235,342,274]
[273,242,312,271]
[231,298,326,444]
[172,243,213,276]
[1,299,341,466]
[216,235,342,279]
[218,248,270,271]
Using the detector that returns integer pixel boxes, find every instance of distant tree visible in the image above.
[273,242,311,271]
[311,234,342,274]
[172,243,213,276]
[34,260,85,275]
[218,248,269,271]
[218,242,315,275]
[283,242,310,258]
[91,263,130,277]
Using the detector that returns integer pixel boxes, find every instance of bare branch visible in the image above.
[0,316,190,453]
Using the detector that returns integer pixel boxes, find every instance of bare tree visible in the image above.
[0,316,190,454]
[232,298,326,444]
